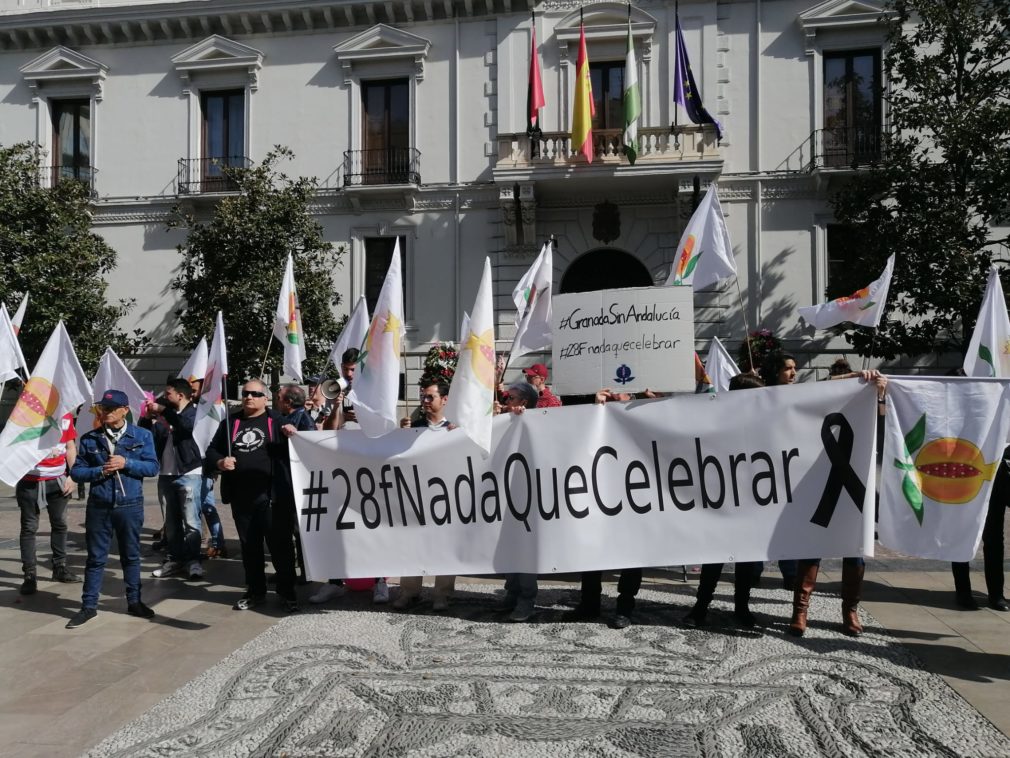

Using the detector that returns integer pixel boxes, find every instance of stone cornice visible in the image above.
[0,0,534,52]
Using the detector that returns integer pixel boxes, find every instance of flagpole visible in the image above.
[733,277,756,373]
[222,372,232,457]
[258,336,272,381]
[672,0,680,147]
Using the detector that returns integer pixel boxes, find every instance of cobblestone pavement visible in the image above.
[2,482,1010,757]
[85,585,1010,757]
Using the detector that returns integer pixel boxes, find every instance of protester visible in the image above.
[149,378,205,581]
[789,369,888,637]
[305,375,333,429]
[951,445,1009,611]
[394,377,456,611]
[66,389,159,628]
[683,373,766,628]
[276,383,317,592]
[565,388,643,630]
[205,378,298,612]
[524,363,562,408]
[17,411,79,595]
[494,381,541,621]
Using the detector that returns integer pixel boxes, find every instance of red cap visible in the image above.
[523,363,548,379]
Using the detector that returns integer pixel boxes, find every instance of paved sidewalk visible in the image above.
[1,482,1009,756]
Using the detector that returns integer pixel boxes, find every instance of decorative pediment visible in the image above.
[333,24,431,83]
[171,35,263,90]
[555,4,656,62]
[799,0,890,51]
[19,46,108,99]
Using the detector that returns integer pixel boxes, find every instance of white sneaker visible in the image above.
[152,560,181,578]
[372,579,389,604]
[187,561,204,580]
[309,583,347,604]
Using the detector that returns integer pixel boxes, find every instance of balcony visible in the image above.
[780,126,884,173]
[177,156,251,194]
[41,165,98,197]
[494,126,719,175]
[343,148,421,187]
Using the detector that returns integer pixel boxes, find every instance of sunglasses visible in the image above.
[241,390,267,398]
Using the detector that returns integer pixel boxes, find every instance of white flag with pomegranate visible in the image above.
[92,346,146,423]
[194,312,229,455]
[0,322,92,486]
[878,377,1010,561]
[665,183,735,290]
[444,257,496,453]
[704,336,740,393]
[799,254,895,330]
[510,241,553,360]
[328,295,370,370]
[963,266,1010,378]
[273,254,306,382]
[180,337,209,383]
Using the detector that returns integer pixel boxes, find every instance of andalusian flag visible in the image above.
[273,253,306,382]
[194,312,229,455]
[622,10,641,165]
[798,254,894,330]
[348,240,405,438]
[571,20,595,163]
[963,265,1010,378]
[327,294,370,370]
[526,17,546,137]
[665,182,734,289]
[0,321,91,486]
[444,258,496,454]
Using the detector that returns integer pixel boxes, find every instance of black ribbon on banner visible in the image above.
[810,413,866,528]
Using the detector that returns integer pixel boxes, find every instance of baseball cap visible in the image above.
[523,363,549,379]
[97,389,129,408]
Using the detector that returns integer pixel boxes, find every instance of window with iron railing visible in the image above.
[50,99,92,189]
[823,49,882,167]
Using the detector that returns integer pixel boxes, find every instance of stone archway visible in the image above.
[559,248,653,294]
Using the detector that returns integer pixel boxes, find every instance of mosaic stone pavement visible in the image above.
[87,584,1010,757]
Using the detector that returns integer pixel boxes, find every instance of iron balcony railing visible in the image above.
[779,125,884,172]
[343,148,421,186]
[42,164,98,196]
[177,156,251,194]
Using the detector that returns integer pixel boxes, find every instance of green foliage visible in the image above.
[0,142,146,373]
[828,0,1010,359]
[170,147,344,382]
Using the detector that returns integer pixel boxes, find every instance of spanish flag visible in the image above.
[571,21,595,163]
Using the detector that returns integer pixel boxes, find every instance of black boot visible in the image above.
[684,564,721,627]
[19,571,37,595]
[952,562,979,609]
[733,563,756,628]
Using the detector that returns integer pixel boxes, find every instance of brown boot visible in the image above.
[841,561,865,636]
[789,562,819,637]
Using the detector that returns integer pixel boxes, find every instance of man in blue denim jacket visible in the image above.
[66,389,160,629]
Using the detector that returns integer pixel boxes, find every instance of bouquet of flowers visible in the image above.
[422,342,459,385]
[737,329,782,372]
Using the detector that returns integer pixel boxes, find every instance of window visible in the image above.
[825,224,860,299]
[201,90,245,189]
[823,50,881,167]
[364,236,408,315]
[360,79,410,184]
[589,61,624,131]
[50,99,91,186]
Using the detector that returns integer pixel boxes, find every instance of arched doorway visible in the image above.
[559,248,654,293]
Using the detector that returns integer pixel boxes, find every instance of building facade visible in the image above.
[0,0,895,390]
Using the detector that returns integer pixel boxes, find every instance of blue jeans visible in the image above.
[201,476,224,550]
[161,474,203,563]
[82,502,144,609]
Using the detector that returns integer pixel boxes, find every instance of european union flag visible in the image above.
[674,16,723,141]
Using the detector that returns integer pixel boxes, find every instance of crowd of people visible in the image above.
[12,347,1009,633]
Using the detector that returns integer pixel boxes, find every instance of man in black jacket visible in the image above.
[148,378,205,581]
[205,378,297,611]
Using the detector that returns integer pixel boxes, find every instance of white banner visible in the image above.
[290,379,878,579]
[552,286,695,395]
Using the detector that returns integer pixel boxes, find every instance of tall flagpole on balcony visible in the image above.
[672,0,680,148]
